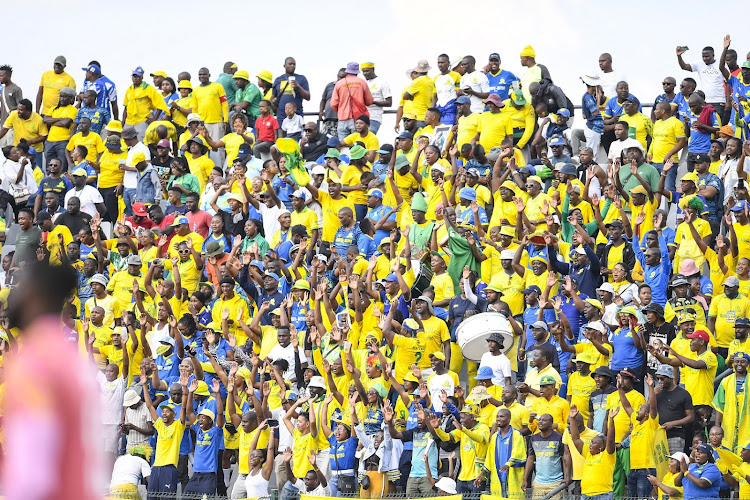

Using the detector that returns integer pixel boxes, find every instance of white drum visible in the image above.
[456,312,513,362]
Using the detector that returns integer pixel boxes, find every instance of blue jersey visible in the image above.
[192,424,223,473]
[367,204,397,247]
[487,69,519,102]
[685,108,720,153]
[82,76,117,114]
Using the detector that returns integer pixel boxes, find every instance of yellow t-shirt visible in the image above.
[107,270,144,311]
[85,294,122,329]
[98,149,127,189]
[290,207,319,233]
[681,349,717,406]
[478,111,514,151]
[492,270,525,316]
[629,197,657,237]
[191,83,228,124]
[456,113,481,150]
[153,418,186,467]
[46,224,73,266]
[340,164,370,206]
[496,401,530,433]
[648,116,685,162]
[171,96,192,127]
[210,293,249,338]
[567,371,597,422]
[67,131,105,162]
[186,154,214,192]
[391,333,426,382]
[419,316,450,368]
[143,120,177,146]
[562,427,601,481]
[39,70,76,114]
[343,131,379,152]
[525,193,553,231]
[629,413,659,469]
[733,223,750,259]
[619,112,653,152]
[606,389,646,442]
[3,110,48,145]
[533,395,570,431]
[709,294,750,347]
[238,427,270,475]
[659,471,684,499]
[581,448,616,496]
[430,272,454,304]
[220,132,250,166]
[445,423,490,481]
[405,75,434,120]
[318,191,355,242]
[123,83,169,125]
[673,218,712,271]
[177,256,201,295]
[46,105,78,142]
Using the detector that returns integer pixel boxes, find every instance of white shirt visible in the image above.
[366,76,392,123]
[97,371,126,425]
[1,158,37,194]
[718,156,745,203]
[124,402,153,448]
[258,202,283,242]
[110,454,151,488]
[271,406,295,450]
[124,142,151,189]
[426,372,455,412]
[64,185,104,217]
[293,478,330,496]
[479,352,512,387]
[460,71,490,114]
[607,138,643,162]
[267,343,308,381]
[690,61,726,103]
[597,70,626,99]
[434,73,458,107]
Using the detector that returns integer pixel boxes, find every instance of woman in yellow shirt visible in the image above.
[184,136,214,192]
[203,114,255,168]
[647,452,687,499]
[341,145,371,220]
[169,80,193,132]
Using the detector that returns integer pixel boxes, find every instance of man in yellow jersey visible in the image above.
[402,60,434,125]
[43,87,77,170]
[37,55,76,115]
[453,96,479,151]
[122,67,169,141]
[192,68,229,167]
[709,276,750,354]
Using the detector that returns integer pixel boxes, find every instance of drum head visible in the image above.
[456,313,513,362]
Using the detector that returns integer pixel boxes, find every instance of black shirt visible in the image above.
[55,211,92,238]
[656,386,693,438]
[219,209,248,236]
[301,132,330,162]
[14,227,42,264]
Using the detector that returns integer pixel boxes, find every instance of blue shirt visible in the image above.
[75,106,111,134]
[202,233,231,254]
[683,462,721,499]
[610,327,643,371]
[603,95,642,118]
[155,352,181,382]
[582,92,604,133]
[673,93,691,119]
[371,160,389,180]
[37,175,73,196]
[332,223,363,254]
[685,108,720,153]
[272,74,310,119]
[487,69,519,102]
[696,172,722,219]
[728,75,750,127]
[552,294,588,340]
[328,435,359,471]
[632,235,671,306]
[529,431,564,484]
[192,424,223,473]
[367,204,396,247]
[401,427,438,478]
[457,205,488,225]
[82,76,117,114]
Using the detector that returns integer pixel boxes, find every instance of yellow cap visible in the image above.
[680,172,699,184]
[361,62,375,69]
[128,152,147,167]
[520,45,536,58]
[150,70,167,78]
[177,80,192,90]
[256,70,273,84]
[232,70,250,81]
[631,185,648,196]
[105,120,123,133]
[72,167,88,177]
[403,111,418,120]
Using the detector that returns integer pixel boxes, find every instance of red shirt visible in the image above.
[185,210,212,238]
[254,113,279,142]
[124,215,155,230]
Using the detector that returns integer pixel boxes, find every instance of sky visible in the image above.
[4,0,749,142]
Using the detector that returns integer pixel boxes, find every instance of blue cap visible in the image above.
[237,144,252,159]
[548,135,566,147]
[456,95,471,105]
[556,108,571,118]
[326,136,341,147]
[383,273,399,282]
[131,66,145,76]
[560,163,577,176]
[518,166,533,175]
[376,144,394,155]
[367,189,383,199]
[475,366,494,380]
[396,131,414,140]
[83,64,101,75]
[489,53,501,61]
[249,260,265,271]
[731,200,749,212]
[458,187,477,201]
[522,285,542,295]
[736,318,750,327]
[735,351,750,361]
[623,93,640,106]
[696,443,712,454]
[172,216,189,226]
[264,272,280,282]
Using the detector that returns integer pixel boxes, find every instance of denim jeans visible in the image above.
[628,468,656,498]
[329,473,356,497]
[457,479,481,493]
[370,120,381,135]
[337,119,356,140]
[122,188,136,217]
[652,162,676,193]
[582,493,613,500]
[280,479,300,500]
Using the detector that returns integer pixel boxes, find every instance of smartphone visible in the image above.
[678,46,689,52]
[268,419,280,439]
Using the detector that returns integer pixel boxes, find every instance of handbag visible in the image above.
[11,185,30,204]
[333,442,357,494]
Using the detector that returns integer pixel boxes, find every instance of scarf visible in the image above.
[697,104,716,127]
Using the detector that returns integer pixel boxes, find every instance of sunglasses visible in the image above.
[178,249,190,254]
[303,128,315,132]
[662,82,674,85]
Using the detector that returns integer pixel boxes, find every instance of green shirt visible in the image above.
[241,233,270,257]
[168,173,200,203]
[235,83,262,119]
[216,73,238,105]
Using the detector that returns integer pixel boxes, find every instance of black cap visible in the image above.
[693,153,710,164]
[642,302,665,317]
[593,366,613,379]
[605,220,624,229]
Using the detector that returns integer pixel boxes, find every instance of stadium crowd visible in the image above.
[3,33,750,500]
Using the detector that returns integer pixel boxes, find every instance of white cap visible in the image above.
[584,321,606,334]
[277,209,291,220]
[434,477,457,495]
[597,282,615,294]
[311,164,326,175]
[574,246,587,255]
[123,389,141,407]
[430,164,445,173]
[666,452,690,464]
[309,376,326,389]
[500,250,515,260]
[187,113,202,124]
